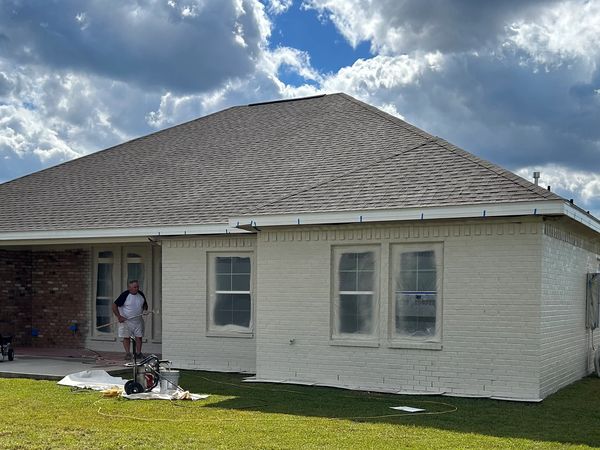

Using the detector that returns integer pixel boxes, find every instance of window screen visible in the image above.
[392,244,442,341]
[208,254,252,333]
[332,247,378,338]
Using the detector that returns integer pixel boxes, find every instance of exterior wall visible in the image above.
[540,219,600,397]
[254,219,544,400]
[0,250,32,345]
[162,235,256,372]
[0,248,90,347]
[30,249,90,347]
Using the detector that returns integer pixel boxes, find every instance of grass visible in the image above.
[1,371,600,449]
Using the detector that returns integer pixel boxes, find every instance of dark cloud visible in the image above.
[0,0,268,93]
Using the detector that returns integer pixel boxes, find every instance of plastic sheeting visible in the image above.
[207,254,254,334]
[332,247,379,339]
[586,273,599,330]
[391,243,443,342]
[58,370,127,391]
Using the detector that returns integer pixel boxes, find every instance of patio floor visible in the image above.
[0,347,159,380]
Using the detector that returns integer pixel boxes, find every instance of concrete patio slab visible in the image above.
[0,355,130,380]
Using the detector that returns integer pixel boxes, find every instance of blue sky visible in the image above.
[0,0,599,216]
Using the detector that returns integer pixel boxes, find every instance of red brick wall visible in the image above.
[0,250,33,345]
[0,248,90,347]
[31,249,90,347]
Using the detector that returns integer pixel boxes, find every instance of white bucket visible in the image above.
[159,369,180,394]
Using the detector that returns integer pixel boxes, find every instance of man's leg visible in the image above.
[135,336,143,355]
[122,337,131,354]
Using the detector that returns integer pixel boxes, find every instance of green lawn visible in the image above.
[1,371,599,449]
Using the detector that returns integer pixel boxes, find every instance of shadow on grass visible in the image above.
[179,371,600,448]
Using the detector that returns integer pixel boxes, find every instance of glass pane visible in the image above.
[398,269,417,292]
[216,274,231,291]
[214,294,233,326]
[395,293,437,337]
[356,252,374,271]
[127,252,141,258]
[96,298,112,333]
[417,251,436,270]
[96,263,112,297]
[213,293,251,327]
[98,251,113,258]
[339,271,357,291]
[417,271,437,292]
[339,294,372,334]
[232,294,251,311]
[127,262,144,290]
[357,271,374,291]
[339,253,356,271]
[232,274,250,291]
[216,257,231,274]
[400,252,418,271]
[231,257,251,274]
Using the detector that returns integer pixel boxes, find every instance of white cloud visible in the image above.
[266,0,293,15]
[516,165,600,215]
[506,0,600,68]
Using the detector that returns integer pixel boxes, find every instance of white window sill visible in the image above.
[206,331,254,339]
[387,341,442,350]
[329,339,380,348]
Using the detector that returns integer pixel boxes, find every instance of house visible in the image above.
[1,93,599,401]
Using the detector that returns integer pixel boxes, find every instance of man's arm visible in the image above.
[113,291,128,322]
[139,291,149,311]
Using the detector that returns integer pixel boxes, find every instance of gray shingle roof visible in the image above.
[0,93,563,233]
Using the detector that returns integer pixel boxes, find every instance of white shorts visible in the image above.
[118,317,145,338]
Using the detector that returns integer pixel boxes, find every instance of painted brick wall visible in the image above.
[540,220,600,397]
[254,219,544,400]
[162,235,256,372]
[0,248,90,347]
[0,250,32,345]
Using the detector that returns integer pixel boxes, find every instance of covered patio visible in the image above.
[0,346,150,380]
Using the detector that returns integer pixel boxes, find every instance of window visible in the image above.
[126,252,144,290]
[208,254,253,334]
[332,247,378,339]
[392,244,443,341]
[95,251,114,334]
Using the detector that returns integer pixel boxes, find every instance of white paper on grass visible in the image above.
[57,370,127,391]
[122,389,209,401]
[389,406,425,413]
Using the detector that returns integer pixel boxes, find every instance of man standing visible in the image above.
[112,280,148,360]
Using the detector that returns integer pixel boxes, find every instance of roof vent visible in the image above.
[533,171,540,185]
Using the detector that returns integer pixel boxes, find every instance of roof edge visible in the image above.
[0,222,249,243]
[229,199,600,231]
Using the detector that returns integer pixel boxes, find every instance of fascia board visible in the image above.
[0,223,248,244]
[229,200,567,228]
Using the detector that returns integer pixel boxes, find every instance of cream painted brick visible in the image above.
[539,219,600,398]
[254,218,546,400]
[162,236,256,373]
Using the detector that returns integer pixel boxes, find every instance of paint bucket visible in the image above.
[159,369,180,394]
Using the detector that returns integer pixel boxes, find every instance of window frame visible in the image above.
[389,242,443,346]
[330,245,380,346]
[206,251,255,338]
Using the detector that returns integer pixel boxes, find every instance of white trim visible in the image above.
[0,223,248,243]
[230,200,569,229]
[563,203,600,234]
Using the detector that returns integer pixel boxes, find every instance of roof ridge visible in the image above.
[432,137,564,201]
[249,136,437,213]
[0,104,241,188]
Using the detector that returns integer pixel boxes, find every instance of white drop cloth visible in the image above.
[58,370,127,391]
